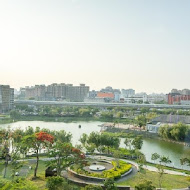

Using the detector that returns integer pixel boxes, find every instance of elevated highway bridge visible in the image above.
[14,100,190,109]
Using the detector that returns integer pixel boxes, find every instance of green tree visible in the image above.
[87,132,101,148]
[10,110,21,120]
[124,138,133,150]
[79,108,91,117]
[52,130,72,144]
[135,115,147,129]
[132,136,143,150]
[151,153,160,164]
[22,131,54,178]
[0,129,11,178]
[180,157,190,166]
[10,147,23,180]
[136,153,146,173]
[85,143,96,154]
[100,133,120,154]
[48,142,85,176]
[101,112,113,119]
[104,178,118,190]
[152,153,172,189]
[116,111,123,119]
[80,133,88,147]
[160,156,171,166]
[113,150,121,168]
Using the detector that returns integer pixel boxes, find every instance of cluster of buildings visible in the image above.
[2,82,190,114]
[16,85,190,105]
[167,89,190,105]
[18,83,89,102]
[87,86,166,104]
[0,85,14,113]
[16,85,167,104]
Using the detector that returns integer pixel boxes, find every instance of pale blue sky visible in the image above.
[0,0,190,93]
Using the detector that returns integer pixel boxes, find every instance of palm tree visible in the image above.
[151,153,160,164]
[160,156,172,166]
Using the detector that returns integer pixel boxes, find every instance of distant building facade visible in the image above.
[20,83,89,102]
[0,85,14,113]
[100,86,121,94]
[121,89,135,98]
[97,92,114,102]
[167,89,190,105]
[25,85,46,100]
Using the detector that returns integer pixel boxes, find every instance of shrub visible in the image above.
[135,180,156,190]
[46,176,80,190]
[73,160,132,180]
[83,185,103,190]
[46,176,65,190]
[0,179,8,188]
[104,178,118,190]
[2,178,39,190]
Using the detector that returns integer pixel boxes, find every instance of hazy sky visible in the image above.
[0,0,190,93]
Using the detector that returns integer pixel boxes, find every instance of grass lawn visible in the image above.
[146,162,190,175]
[26,160,47,189]
[0,162,13,180]
[0,160,47,189]
[117,170,190,190]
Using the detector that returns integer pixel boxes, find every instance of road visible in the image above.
[15,100,190,109]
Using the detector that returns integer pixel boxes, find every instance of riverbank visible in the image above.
[1,116,189,146]
[104,126,190,146]
[1,115,132,124]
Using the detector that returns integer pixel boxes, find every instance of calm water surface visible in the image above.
[1,121,190,169]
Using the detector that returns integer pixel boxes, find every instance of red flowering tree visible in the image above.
[36,131,54,144]
[22,131,54,178]
[48,142,85,176]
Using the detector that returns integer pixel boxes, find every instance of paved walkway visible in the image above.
[90,155,189,177]
[18,155,189,177]
[143,165,189,176]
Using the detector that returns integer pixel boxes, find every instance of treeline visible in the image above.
[13,104,190,116]
[0,127,84,179]
[159,123,190,142]
[80,132,144,157]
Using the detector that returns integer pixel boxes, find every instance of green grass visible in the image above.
[26,160,47,189]
[117,170,190,189]
[0,162,13,180]
[146,162,190,175]
[0,160,47,189]
[0,118,13,124]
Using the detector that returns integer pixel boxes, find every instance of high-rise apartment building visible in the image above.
[21,83,89,102]
[0,85,14,113]
[121,89,135,98]
[25,85,46,100]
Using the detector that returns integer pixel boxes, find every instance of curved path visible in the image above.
[17,155,189,176]
[89,155,189,177]
[64,155,138,184]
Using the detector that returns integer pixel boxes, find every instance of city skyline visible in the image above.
[1,0,190,93]
[6,82,190,95]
